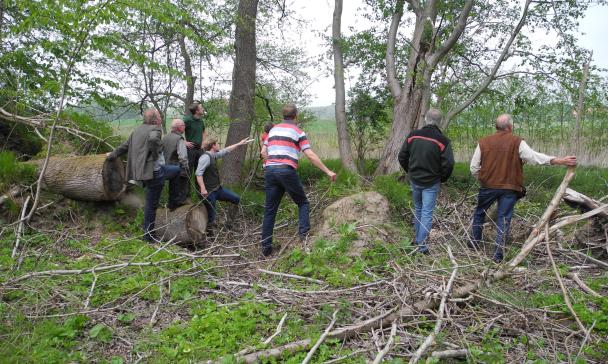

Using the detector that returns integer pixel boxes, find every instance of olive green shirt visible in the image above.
[183,114,205,146]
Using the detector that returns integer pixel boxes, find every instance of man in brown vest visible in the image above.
[470,114,576,263]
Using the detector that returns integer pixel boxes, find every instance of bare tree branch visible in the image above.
[386,0,405,99]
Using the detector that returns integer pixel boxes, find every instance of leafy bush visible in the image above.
[0,151,36,191]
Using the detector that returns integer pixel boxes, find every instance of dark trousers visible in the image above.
[143,164,181,241]
[168,173,189,209]
[201,186,241,224]
[471,188,517,260]
[187,147,204,173]
[261,166,310,248]
[186,147,204,201]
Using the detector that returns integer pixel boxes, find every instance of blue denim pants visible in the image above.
[143,164,181,241]
[471,188,518,261]
[261,166,310,248]
[202,186,241,224]
[410,181,441,252]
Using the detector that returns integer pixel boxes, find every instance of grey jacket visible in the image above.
[107,123,162,181]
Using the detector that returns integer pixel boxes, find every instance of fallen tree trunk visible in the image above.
[155,205,207,245]
[564,188,608,219]
[29,154,126,201]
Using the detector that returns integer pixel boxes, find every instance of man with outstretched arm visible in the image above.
[106,109,181,243]
[260,103,337,257]
[470,113,577,263]
[162,119,189,209]
[195,138,249,231]
[398,108,455,255]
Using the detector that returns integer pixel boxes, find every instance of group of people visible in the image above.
[106,103,336,253]
[106,102,576,262]
[399,109,576,263]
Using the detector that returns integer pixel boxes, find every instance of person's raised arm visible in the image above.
[470,144,482,180]
[550,156,577,166]
[303,149,336,181]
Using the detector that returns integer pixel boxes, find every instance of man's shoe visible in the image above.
[468,240,481,250]
[492,254,503,264]
[416,248,430,255]
[262,245,273,257]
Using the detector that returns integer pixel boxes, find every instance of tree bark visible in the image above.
[375,0,473,175]
[220,0,259,185]
[332,0,357,172]
[155,205,207,246]
[573,53,591,155]
[29,154,126,201]
[179,35,196,113]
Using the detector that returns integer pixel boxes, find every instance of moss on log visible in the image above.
[32,154,126,201]
[155,204,207,245]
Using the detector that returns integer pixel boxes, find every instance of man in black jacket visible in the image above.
[398,109,455,254]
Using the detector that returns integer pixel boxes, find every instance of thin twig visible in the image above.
[12,196,30,259]
[567,273,602,298]
[545,225,587,335]
[372,321,398,364]
[263,313,288,345]
[301,309,339,364]
[258,268,325,284]
[83,270,98,309]
[409,246,459,363]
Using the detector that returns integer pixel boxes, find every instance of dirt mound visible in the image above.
[317,191,391,256]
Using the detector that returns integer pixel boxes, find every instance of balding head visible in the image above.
[495,114,513,131]
[171,118,185,132]
[143,108,161,126]
[425,108,442,126]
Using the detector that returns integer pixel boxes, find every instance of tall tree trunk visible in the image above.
[573,53,591,156]
[220,0,259,185]
[179,35,196,113]
[332,0,357,172]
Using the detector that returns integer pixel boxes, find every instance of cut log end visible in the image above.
[156,205,208,246]
[102,157,126,199]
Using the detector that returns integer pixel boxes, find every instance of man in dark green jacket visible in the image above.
[184,102,207,173]
[107,109,181,242]
[398,108,455,254]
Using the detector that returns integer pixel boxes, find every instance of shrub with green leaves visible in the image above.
[0,151,36,191]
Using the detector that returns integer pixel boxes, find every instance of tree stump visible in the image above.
[32,154,126,201]
[155,205,207,246]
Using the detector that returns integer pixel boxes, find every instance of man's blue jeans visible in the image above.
[410,181,441,252]
[203,186,240,224]
[471,188,518,261]
[143,164,181,241]
[261,166,310,248]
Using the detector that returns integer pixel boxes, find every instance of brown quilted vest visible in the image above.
[478,131,523,192]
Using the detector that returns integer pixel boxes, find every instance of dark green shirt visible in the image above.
[183,114,205,146]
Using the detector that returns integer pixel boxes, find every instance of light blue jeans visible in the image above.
[410,181,441,252]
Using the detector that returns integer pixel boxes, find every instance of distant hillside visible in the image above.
[306,105,335,121]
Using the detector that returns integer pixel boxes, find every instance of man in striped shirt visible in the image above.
[260,103,337,257]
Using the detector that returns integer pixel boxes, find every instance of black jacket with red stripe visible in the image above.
[398,125,455,187]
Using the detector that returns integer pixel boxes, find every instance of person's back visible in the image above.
[477,131,523,191]
[265,122,309,169]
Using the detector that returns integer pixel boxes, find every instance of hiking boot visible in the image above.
[261,245,273,257]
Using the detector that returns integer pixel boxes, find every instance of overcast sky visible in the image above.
[293,1,608,107]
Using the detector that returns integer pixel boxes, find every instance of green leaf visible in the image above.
[89,323,113,343]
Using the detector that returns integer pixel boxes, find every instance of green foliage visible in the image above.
[373,174,411,212]
[142,299,276,362]
[89,323,113,343]
[0,314,89,363]
[0,151,37,191]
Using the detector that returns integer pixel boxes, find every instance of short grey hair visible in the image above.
[495,114,513,131]
[170,118,184,131]
[425,108,442,126]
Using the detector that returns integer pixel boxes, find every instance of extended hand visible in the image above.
[556,156,577,166]
[238,137,250,146]
[185,141,194,149]
[200,189,208,198]
[327,171,337,182]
